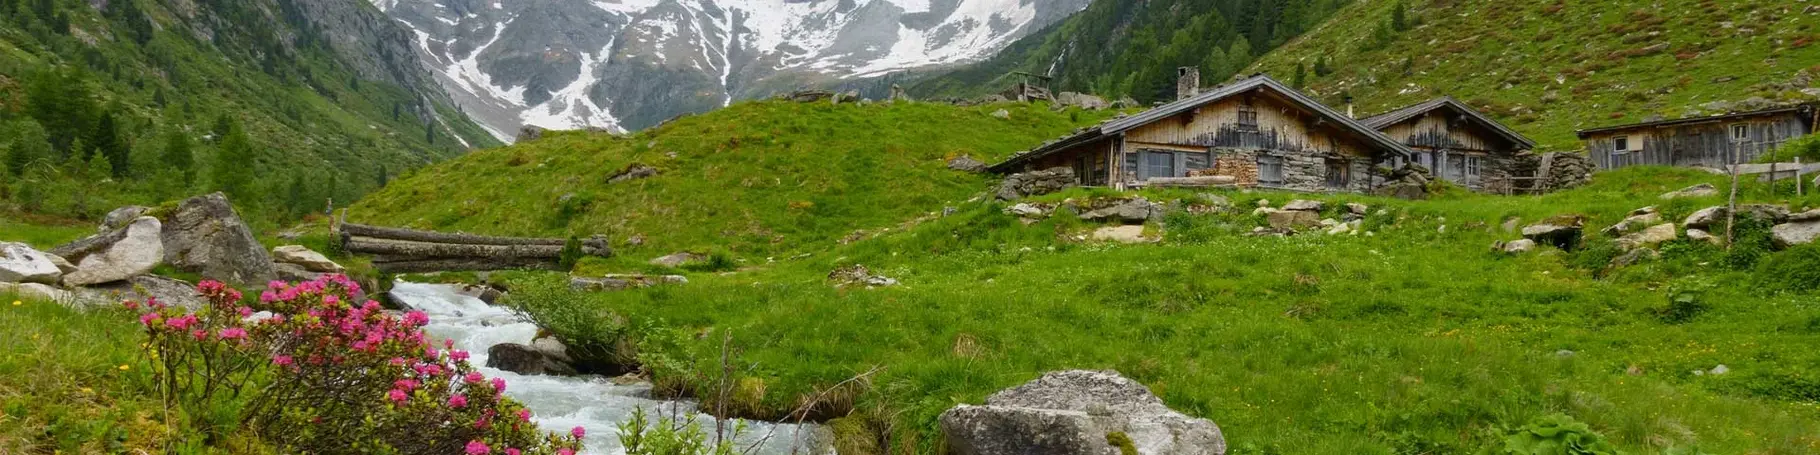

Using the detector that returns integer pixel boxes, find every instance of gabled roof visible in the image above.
[1361,97,1537,150]
[989,75,1412,173]
[1574,104,1816,138]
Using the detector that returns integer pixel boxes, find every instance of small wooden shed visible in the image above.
[1578,104,1817,169]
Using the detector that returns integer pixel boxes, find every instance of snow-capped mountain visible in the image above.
[372,0,1089,141]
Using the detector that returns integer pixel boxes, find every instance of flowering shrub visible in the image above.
[131,276,583,454]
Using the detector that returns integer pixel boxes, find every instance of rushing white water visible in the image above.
[387,282,826,455]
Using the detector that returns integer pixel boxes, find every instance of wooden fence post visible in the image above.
[1799,157,1805,198]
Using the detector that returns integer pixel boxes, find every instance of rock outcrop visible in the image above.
[608,163,660,183]
[1079,198,1162,224]
[1,242,64,285]
[1616,223,1678,250]
[81,275,205,310]
[63,217,165,287]
[486,343,578,376]
[1373,164,1432,200]
[940,370,1225,455]
[996,167,1075,200]
[948,155,988,173]
[1522,215,1585,250]
[162,193,277,285]
[829,264,898,288]
[273,245,345,273]
[1660,183,1719,199]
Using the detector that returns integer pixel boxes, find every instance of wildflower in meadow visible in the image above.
[465,440,490,454]
[449,395,469,408]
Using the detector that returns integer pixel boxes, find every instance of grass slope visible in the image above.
[507,167,1820,453]
[350,100,1119,257]
[1249,0,1820,151]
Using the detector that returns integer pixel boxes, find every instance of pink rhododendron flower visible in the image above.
[387,389,408,403]
[191,329,209,341]
[517,409,531,421]
[218,328,247,340]
[465,372,485,384]
[491,377,506,393]
[558,449,574,455]
[505,449,521,455]
[451,350,470,362]
[465,440,490,454]
[404,310,429,326]
[237,306,253,317]
[124,301,139,310]
[448,395,468,408]
[272,355,293,366]
[139,313,160,327]
[571,426,585,438]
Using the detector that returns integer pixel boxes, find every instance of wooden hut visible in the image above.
[988,73,1412,192]
[1361,97,1537,190]
[1578,104,1817,169]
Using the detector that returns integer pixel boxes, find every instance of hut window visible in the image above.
[1237,104,1259,131]
[1731,124,1749,142]
[1465,156,1482,180]
[1143,151,1177,179]
[1258,155,1285,185]
[1613,136,1630,153]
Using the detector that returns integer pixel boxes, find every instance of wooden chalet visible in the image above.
[988,73,1412,193]
[1361,97,1536,191]
[1578,104,1817,169]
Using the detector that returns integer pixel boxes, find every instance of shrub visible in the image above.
[1753,243,1820,293]
[617,406,742,455]
[559,236,583,271]
[1503,413,1618,455]
[681,250,738,273]
[129,277,584,454]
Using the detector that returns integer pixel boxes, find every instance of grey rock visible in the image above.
[1522,216,1585,250]
[649,252,709,268]
[608,163,659,183]
[1345,203,1369,216]
[1080,198,1162,224]
[948,155,988,173]
[45,253,76,275]
[940,370,1225,455]
[1281,200,1324,212]
[1,242,63,284]
[1502,239,1537,253]
[64,217,164,287]
[1788,209,1820,223]
[274,262,326,282]
[1055,92,1109,110]
[1601,211,1663,236]
[1772,220,1820,247]
[1007,203,1048,218]
[99,205,149,232]
[1687,228,1719,244]
[516,125,545,142]
[1616,223,1678,249]
[531,336,574,363]
[1684,206,1726,229]
[162,193,277,285]
[570,274,687,291]
[1266,210,1321,230]
[1685,204,1791,229]
[486,343,578,376]
[829,264,898,288]
[1609,248,1660,269]
[1090,225,1152,244]
[272,245,345,273]
[0,282,70,304]
[991,109,1011,119]
[1660,183,1719,199]
[81,275,205,310]
[996,167,1076,200]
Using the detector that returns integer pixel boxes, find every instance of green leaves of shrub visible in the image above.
[1752,243,1820,294]
[1503,413,1619,455]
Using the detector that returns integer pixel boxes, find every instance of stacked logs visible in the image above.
[338,223,610,274]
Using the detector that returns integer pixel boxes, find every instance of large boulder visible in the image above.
[1616,223,1678,250]
[162,193,277,285]
[1090,225,1154,244]
[1,242,64,284]
[1683,204,1791,230]
[996,167,1076,201]
[940,370,1225,455]
[1601,207,1662,236]
[0,282,71,303]
[272,245,344,273]
[1522,215,1585,250]
[486,343,578,376]
[1079,198,1162,224]
[274,262,326,282]
[1772,220,1820,248]
[80,275,206,310]
[1266,210,1321,230]
[99,205,149,232]
[1281,200,1324,212]
[63,217,165,287]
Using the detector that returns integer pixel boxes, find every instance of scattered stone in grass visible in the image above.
[1523,215,1586,250]
[829,264,898,288]
[1660,183,1718,199]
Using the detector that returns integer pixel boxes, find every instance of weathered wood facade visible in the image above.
[1362,97,1536,191]
[990,74,1412,193]
[1579,105,1816,169]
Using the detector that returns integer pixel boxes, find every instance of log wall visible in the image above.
[1587,113,1811,169]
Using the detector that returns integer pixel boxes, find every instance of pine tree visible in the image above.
[376,164,388,188]
[91,112,130,178]
[163,127,195,186]
[1313,55,1331,77]
[212,121,257,201]
[1391,0,1409,32]
[6,121,53,176]
[1293,63,1307,89]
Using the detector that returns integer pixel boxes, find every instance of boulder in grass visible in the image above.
[162,193,276,285]
[63,217,165,287]
[1522,215,1585,250]
[272,245,344,273]
[1281,200,1324,212]
[1659,183,1719,199]
[1616,223,1678,250]
[1772,220,1820,248]
[0,242,64,284]
[940,370,1225,455]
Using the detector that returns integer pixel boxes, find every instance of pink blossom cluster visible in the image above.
[126,275,584,454]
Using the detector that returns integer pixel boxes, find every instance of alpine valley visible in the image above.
[373,0,1091,139]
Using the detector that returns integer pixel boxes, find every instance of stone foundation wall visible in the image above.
[1204,147,1374,193]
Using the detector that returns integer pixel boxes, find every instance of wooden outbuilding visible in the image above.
[1578,104,1816,169]
[988,73,1413,192]
[1361,97,1537,191]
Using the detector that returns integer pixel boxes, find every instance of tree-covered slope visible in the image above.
[908,0,1352,103]
[0,0,500,224]
[1249,0,1820,151]
[349,101,1119,257]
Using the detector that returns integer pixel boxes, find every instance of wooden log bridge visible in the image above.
[337,222,611,274]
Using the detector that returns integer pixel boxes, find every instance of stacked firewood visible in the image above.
[337,223,610,274]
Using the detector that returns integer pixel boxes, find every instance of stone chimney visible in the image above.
[1176,67,1200,101]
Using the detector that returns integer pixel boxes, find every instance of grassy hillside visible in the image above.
[1249,0,1820,151]
[506,166,1820,453]
[0,0,500,225]
[910,0,1350,103]
[350,100,1120,258]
